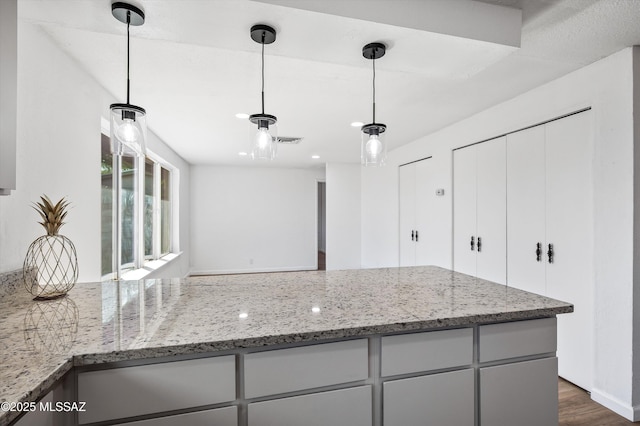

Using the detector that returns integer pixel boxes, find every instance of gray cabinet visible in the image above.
[64,319,558,426]
[480,357,559,426]
[113,407,237,426]
[248,386,372,426]
[384,369,474,426]
[381,328,472,376]
[77,356,235,424]
[244,339,368,398]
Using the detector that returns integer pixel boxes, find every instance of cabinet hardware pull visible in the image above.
[415,230,419,242]
[411,230,414,241]
[547,243,554,263]
[536,243,542,262]
[477,236,482,252]
[470,236,475,251]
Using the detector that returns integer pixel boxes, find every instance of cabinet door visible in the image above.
[414,158,435,266]
[480,357,558,426]
[383,369,474,426]
[453,145,477,276]
[399,163,416,266]
[248,386,371,426]
[545,111,593,390]
[78,356,235,424]
[113,407,237,426]
[476,137,507,284]
[506,126,546,294]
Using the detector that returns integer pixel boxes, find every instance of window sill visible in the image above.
[120,252,182,281]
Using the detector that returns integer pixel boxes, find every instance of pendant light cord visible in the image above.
[372,52,376,124]
[261,32,265,114]
[126,11,131,104]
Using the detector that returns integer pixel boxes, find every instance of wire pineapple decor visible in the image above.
[23,195,78,300]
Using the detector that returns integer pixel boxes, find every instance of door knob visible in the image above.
[547,243,554,263]
[470,236,475,251]
[477,237,482,252]
[536,242,542,262]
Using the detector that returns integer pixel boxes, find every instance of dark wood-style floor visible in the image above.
[317,251,326,271]
[559,378,634,425]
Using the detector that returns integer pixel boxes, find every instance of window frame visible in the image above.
[101,127,178,281]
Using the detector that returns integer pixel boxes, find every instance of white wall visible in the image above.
[362,47,638,419]
[190,165,324,274]
[326,163,361,270]
[0,21,191,282]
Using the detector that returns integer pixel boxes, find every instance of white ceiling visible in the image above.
[18,0,640,168]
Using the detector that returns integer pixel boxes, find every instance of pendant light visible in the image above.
[110,2,147,157]
[361,42,387,167]
[249,24,278,160]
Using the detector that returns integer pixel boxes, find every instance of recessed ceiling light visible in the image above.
[311,155,320,159]
[351,121,364,127]
[235,113,249,119]
[238,312,248,319]
[238,151,248,156]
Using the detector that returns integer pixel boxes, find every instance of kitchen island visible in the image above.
[0,266,572,426]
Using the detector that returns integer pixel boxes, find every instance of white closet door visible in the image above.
[453,146,477,277]
[415,158,434,265]
[399,164,416,266]
[476,137,507,284]
[545,111,594,391]
[506,126,546,294]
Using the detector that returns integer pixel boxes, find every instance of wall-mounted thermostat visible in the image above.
[436,189,445,196]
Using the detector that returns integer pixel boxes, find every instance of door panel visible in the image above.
[480,357,558,426]
[476,137,507,284]
[545,111,593,390]
[415,159,434,265]
[399,164,416,266]
[453,146,477,277]
[506,126,546,294]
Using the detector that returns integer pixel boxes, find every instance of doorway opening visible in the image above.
[317,181,326,270]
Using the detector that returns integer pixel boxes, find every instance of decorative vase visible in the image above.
[23,195,78,299]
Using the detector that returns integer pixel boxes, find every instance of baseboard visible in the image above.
[189,266,318,276]
[591,387,638,421]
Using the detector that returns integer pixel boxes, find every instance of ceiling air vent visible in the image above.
[276,136,304,144]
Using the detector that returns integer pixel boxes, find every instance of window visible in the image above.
[101,133,176,279]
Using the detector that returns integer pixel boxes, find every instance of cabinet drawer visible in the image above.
[78,356,235,424]
[480,357,558,426]
[244,339,368,398]
[479,317,556,362]
[381,328,472,376]
[248,386,371,426]
[113,406,237,426]
[384,369,474,426]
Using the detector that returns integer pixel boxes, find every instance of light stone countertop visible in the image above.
[0,266,573,426]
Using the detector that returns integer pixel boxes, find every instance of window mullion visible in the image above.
[112,154,122,280]
[134,155,145,269]
[153,161,161,259]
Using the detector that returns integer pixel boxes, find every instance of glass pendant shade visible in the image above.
[249,114,277,160]
[110,104,147,157]
[361,124,387,166]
